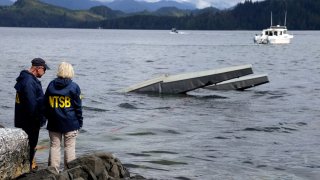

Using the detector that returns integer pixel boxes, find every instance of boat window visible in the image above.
[265,31,268,35]
[274,31,278,36]
[284,30,287,34]
[269,31,273,36]
[280,31,282,35]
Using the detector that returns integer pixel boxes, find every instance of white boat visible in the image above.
[254,25,293,44]
[254,12,293,44]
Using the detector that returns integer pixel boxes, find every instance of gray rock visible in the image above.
[0,127,147,180]
[15,152,146,179]
[60,165,97,180]
[16,167,59,180]
[67,154,105,176]
[94,152,130,178]
[0,128,30,180]
[130,175,148,180]
[66,152,130,179]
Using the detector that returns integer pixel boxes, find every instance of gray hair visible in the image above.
[57,62,74,79]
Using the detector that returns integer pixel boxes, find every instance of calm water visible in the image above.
[1,28,320,180]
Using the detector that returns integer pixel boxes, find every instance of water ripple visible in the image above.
[142,150,179,154]
[127,132,156,136]
[118,103,138,109]
[185,156,214,162]
[82,106,109,112]
[127,153,151,157]
[123,163,168,171]
[118,102,171,110]
[144,159,188,165]
[175,176,192,180]
[242,126,297,133]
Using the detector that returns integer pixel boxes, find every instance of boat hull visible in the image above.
[267,35,293,44]
[254,35,293,44]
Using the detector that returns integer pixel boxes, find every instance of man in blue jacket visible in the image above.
[14,58,49,171]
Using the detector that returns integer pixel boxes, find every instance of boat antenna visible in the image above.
[284,11,287,26]
[271,11,273,26]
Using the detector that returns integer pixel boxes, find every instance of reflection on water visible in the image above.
[1,28,320,179]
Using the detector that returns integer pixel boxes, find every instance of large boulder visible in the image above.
[67,152,131,179]
[16,152,146,180]
[0,128,30,180]
[15,167,59,180]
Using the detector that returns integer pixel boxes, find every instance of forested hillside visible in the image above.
[0,0,320,30]
[100,0,320,30]
[0,0,104,27]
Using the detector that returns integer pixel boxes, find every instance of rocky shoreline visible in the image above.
[16,152,147,180]
[0,126,148,180]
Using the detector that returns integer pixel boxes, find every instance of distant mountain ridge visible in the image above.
[106,0,196,13]
[0,0,201,27]
[8,0,197,12]
[0,0,320,30]
[40,0,101,10]
[0,0,105,27]
[0,0,233,10]
[0,0,13,5]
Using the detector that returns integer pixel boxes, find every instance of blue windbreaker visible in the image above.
[44,78,83,133]
[14,70,45,129]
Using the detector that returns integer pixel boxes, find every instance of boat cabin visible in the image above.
[263,25,288,36]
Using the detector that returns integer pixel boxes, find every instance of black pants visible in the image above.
[23,128,40,170]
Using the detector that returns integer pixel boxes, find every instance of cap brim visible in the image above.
[44,64,50,70]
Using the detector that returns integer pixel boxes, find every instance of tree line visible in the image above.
[1,0,320,30]
[100,0,320,30]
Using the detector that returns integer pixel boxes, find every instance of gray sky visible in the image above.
[9,0,263,9]
[100,0,264,9]
[172,0,260,9]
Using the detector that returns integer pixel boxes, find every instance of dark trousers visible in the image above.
[23,127,40,171]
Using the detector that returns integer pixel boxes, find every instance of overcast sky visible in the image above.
[169,0,263,9]
[9,0,263,9]
[98,0,264,9]
[181,0,255,9]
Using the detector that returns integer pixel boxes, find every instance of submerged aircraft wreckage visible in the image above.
[121,64,269,94]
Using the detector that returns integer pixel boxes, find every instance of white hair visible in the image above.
[57,62,74,79]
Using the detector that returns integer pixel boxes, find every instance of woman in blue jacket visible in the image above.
[44,62,83,172]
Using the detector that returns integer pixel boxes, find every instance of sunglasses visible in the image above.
[38,66,46,72]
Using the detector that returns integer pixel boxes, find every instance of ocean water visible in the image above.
[1,27,320,180]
